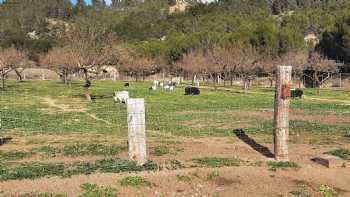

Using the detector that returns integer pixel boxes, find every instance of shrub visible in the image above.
[267,161,300,171]
[192,157,240,167]
[326,149,350,160]
[318,185,337,197]
[151,146,169,156]
[79,183,117,197]
[119,176,152,187]
[176,174,192,182]
[207,171,220,180]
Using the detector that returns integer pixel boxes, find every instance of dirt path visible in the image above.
[1,166,349,197]
[201,86,350,104]
[306,97,350,104]
[38,97,112,125]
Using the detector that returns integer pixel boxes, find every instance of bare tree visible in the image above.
[176,50,208,85]
[0,48,31,90]
[234,46,261,91]
[120,53,157,82]
[64,18,120,101]
[176,49,220,87]
[306,52,336,94]
[40,47,76,85]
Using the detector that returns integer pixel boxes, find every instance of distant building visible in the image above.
[168,0,217,14]
[304,30,319,46]
[169,0,189,13]
[27,31,39,40]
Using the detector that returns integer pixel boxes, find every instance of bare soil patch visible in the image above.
[226,109,350,125]
[40,97,86,113]
[1,136,349,197]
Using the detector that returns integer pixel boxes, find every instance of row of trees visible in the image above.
[0,0,348,100]
[177,46,336,91]
[1,44,335,89]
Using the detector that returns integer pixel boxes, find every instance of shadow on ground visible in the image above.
[0,137,13,146]
[233,129,274,158]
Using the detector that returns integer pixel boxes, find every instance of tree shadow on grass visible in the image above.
[233,129,274,158]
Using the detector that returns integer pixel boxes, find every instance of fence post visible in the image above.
[273,65,292,161]
[127,98,147,165]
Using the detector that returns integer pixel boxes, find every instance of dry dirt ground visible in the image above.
[0,134,349,197]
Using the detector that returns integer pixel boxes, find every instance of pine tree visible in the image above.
[92,0,106,10]
[75,0,87,14]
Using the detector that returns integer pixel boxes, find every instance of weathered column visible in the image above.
[127,98,147,165]
[273,65,292,161]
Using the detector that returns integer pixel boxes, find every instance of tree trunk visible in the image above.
[214,79,217,91]
[63,69,68,85]
[269,78,274,88]
[83,69,92,102]
[1,72,5,90]
[242,77,248,92]
[314,72,321,95]
[192,75,196,85]
[14,69,23,81]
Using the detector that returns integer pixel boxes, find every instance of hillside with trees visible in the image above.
[0,0,349,91]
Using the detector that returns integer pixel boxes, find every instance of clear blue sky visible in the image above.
[0,0,111,5]
[71,0,92,5]
[71,0,112,5]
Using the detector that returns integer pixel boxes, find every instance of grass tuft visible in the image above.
[267,161,300,171]
[79,183,117,197]
[326,149,350,160]
[176,174,192,182]
[207,171,220,181]
[19,193,66,197]
[119,176,152,187]
[0,159,158,181]
[289,184,312,197]
[151,146,170,156]
[318,185,337,197]
[192,157,240,168]
[0,151,33,161]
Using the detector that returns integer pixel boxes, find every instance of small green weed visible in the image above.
[25,139,46,145]
[152,146,169,156]
[33,144,127,157]
[176,174,192,182]
[267,161,300,171]
[192,157,240,167]
[19,193,66,197]
[79,183,117,197]
[207,171,220,181]
[62,144,127,156]
[318,185,337,197]
[119,176,152,187]
[0,159,158,181]
[165,159,185,170]
[326,149,350,160]
[0,144,127,162]
[0,151,33,161]
[31,146,60,156]
[289,185,312,197]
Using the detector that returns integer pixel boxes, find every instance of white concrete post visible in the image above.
[127,98,147,165]
[273,65,292,161]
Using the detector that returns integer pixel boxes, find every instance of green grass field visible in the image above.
[1,80,350,137]
[0,80,350,196]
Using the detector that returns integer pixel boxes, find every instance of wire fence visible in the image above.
[1,79,350,141]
